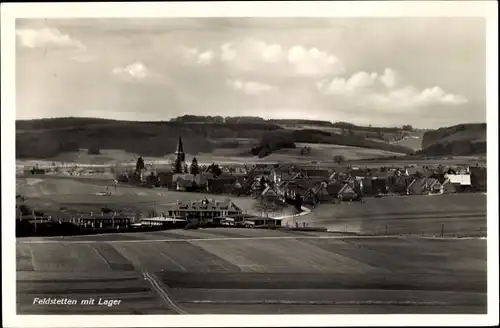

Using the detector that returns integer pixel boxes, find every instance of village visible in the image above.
[16,136,487,236]
[113,137,487,205]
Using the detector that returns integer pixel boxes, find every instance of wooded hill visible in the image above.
[16,117,417,159]
[419,123,486,156]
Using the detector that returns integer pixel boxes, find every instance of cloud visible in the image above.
[181,47,214,65]
[186,38,344,77]
[16,27,86,51]
[197,50,215,65]
[287,45,343,77]
[317,68,468,110]
[379,68,401,89]
[226,79,277,95]
[112,61,150,80]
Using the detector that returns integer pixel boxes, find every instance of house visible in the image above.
[156,172,174,188]
[173,173,210,191]
[242,216,282,227]
[372,178,389,194]
[272,169,297,184]
[441,179,458,194]
[407,177,442,195]
[326,183,358,202]
[443,173,472,193]
[387,175,412,194]
[174,176,195,191]
[283,183,310,201]
[444,173,471,186]
[275,180,291,199]
[371,171,392,180]
[261,186,280,201]
[294,177,316,189]
[302,188,319,204]
[233,175,246,188]
[404,167,419,176]
[357,177,375,196]
[206,175,238,194]
[140,217,187,229]
[164,198,243,220]
[312,182,332,203]
[428,173,447,184]
[301,168,331,179]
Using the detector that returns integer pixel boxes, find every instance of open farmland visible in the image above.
[17,229,486,314]
[347,155,487,167]
[294,143,406,159]
[295,193,486,236]
[16,175,263,217]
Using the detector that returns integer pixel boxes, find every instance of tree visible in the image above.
[377,130,384,140]
[146,172,158,185]
[174,158,183,174]
[254,196,272,218]
[190,157,200,176]
[402,125,413,131]
[88,147,100,155]
[183,163,189,173]
[294,194,303,212]
[136,157,145,173]
[259,176,266,191]
[333,155,345,164]
[209,163,222,177]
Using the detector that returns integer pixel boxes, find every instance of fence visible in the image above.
[301,223,488,238]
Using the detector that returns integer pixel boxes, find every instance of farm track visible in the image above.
[16,229,487,314]
[15,175,488,314]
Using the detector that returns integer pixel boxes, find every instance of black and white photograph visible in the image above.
[2,1,498,327]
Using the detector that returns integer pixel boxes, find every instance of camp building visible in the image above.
[162,198,243,220]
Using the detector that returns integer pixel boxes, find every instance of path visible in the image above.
[143,271,187,314]
[18,235,486,244]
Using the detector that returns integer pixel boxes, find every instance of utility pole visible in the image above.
[32,209,37,233]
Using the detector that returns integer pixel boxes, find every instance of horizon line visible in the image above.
[14,115,487,131]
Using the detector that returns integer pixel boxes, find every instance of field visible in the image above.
[15,171,488,314]
[15,175,294,218]
[16,175,487,236]
[16,142,409,167]
[17,229,487,314]
[295,193,487,236]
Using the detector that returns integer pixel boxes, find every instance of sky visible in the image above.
[16,17,486,128]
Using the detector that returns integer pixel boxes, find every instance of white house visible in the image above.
[444,173,471,186]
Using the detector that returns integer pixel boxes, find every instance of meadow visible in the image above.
[16,229,487,314]
[15,175,294,219]
[295,193,487,236]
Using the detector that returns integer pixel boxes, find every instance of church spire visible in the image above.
[173,136,186,173]
[175,136,184,154]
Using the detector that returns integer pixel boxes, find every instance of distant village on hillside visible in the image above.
[24,135,488,206]
[17,134,487,236]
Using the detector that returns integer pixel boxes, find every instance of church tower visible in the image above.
[174,136,186,173]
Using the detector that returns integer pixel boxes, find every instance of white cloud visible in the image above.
[287,45,342,77]
[181,47,214,65]
[318,68,468,110]
[379,68,401,89]
[197,50,214,65]
[16,27,86,51]
[226,79,276,95]
[220,43,237,62]
[112,61,149,80]
[188,38,344,77]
